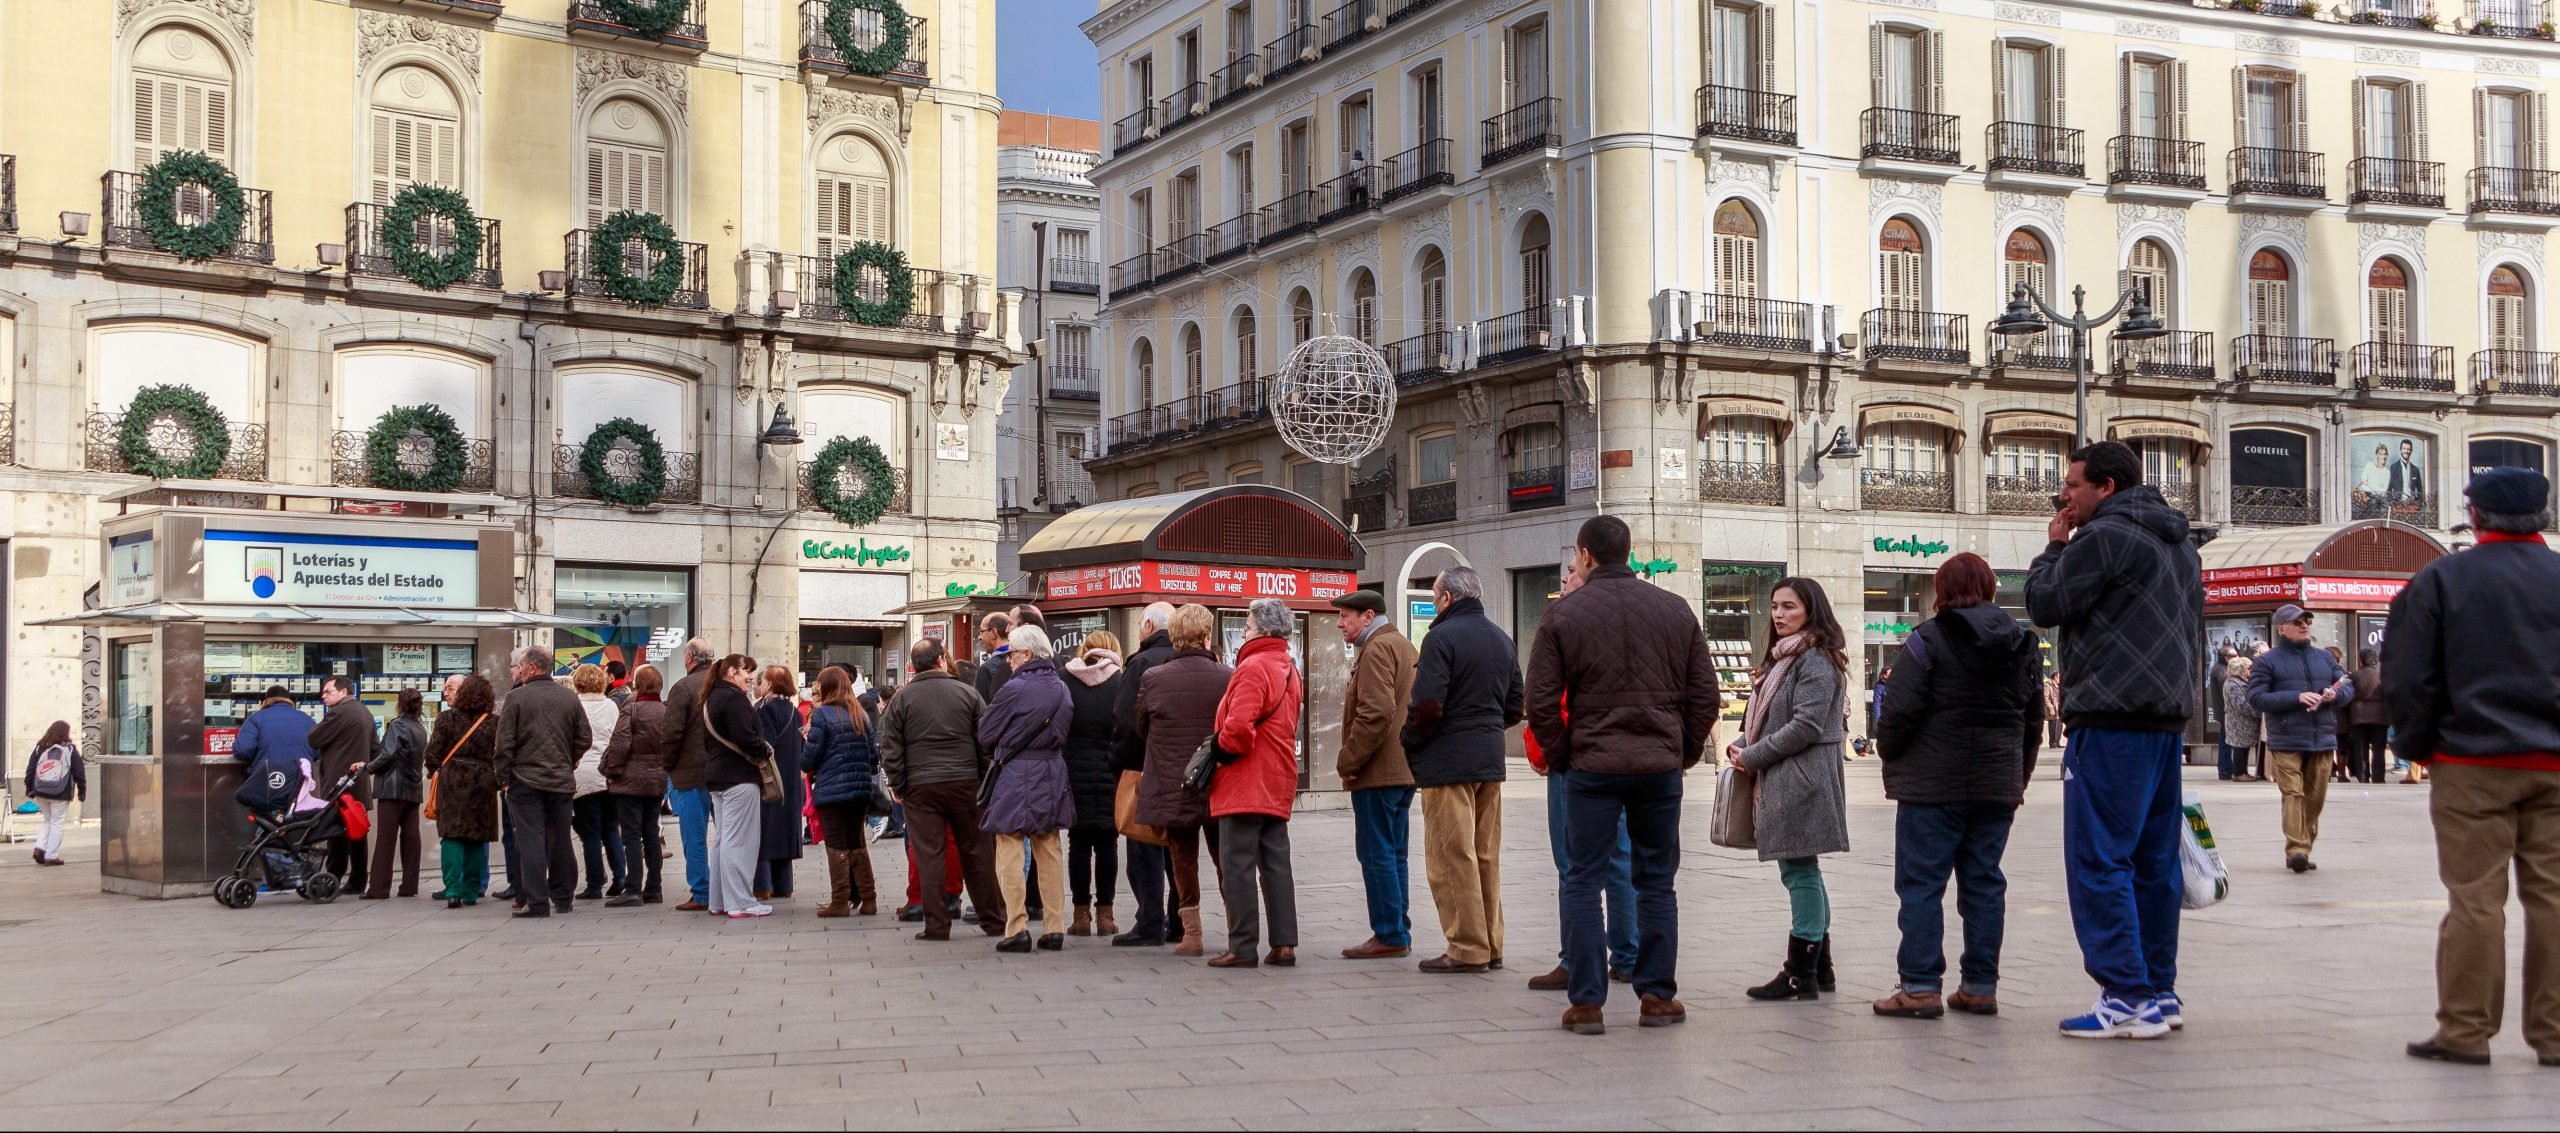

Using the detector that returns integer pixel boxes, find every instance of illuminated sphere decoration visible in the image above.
[1272,333,1396,465]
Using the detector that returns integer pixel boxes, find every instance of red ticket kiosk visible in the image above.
[2197,520,2447,755]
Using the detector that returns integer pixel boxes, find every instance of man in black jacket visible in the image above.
[310,675,379,895]
[2389,467,2560,1068]
[2247,604,2354,874]
[879,639,1005,941]
[1110,602,1180,947]
[1407,566,1525,975]
[496,647,592,918]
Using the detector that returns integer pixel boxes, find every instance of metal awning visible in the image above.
[1019,484,1365,573]
[30,602,587,628]
[2199,519,2447,574]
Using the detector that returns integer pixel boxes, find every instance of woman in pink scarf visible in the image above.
[1726,577,1853,1001]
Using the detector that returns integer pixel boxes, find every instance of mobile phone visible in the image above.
[2051,494,2069,511]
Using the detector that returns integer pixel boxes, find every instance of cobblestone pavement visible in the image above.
[4,759,2558,1130]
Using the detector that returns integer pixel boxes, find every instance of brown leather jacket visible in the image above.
[1525,565,1723,775]
[662,664,713,791]
[1337,623,1417,790]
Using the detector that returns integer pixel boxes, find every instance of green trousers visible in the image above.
[440,838,488,901]
[1779,857,1830,942]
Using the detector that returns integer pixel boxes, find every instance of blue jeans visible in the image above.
[668,786,712,905]
[2063,728,2185,1002]
[1893,801,2016,996]
[1544,770,1636,972]
[1350,786,1416,948]
[1561,769,1683,1008]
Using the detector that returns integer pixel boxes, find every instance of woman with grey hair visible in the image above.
[979,624,1078,951]
[1207,598,1307,968]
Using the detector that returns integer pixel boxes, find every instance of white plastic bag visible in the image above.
[2179,789,2229,909]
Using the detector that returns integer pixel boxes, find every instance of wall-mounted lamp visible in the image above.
[757,403,803,448]
[316,242,346,268]
[57,211,90,239]
[537,269,567,293]
[774,289,799,314]
[1824,427,1859,460]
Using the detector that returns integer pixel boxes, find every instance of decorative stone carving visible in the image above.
[2480,55,2540,76]
[1337,230,1381,269]
[2356,220,2427,271]
[1498,172,1554,225]
[2238,212,2309,249]
[2115,18,2180,40]
[1276,87,1322,114]
[119,0,255,45]
[357,11,482,80]
[1171,289,1204,325]
[1332,62,1379,90]
[2478,230,2546,271]
[2117,203,2190,247]
[1456,385,1494,436]
[2356,46,2421,66]
[808,85,907,143]
[576,47,688,120]
[1869,178,1943,228]
[1870,0,1937,9]
[1995,1,2060,24]
[1399,32,1435,59]
[2236,34,2300,55]
[1277,253,1318,304]
[1995,190,2067,234]
[1709,155,1777,194]
[1402,208,1452,260]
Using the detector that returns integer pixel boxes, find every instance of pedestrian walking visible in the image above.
[496,648,591,918]
[1528,515,1721,1035]
[752,667,808,901]
[801,665,878,917]
[1204,599,1306,970]
[309,675,377,896]
[979,625,1077,952]
[1061,630,1126,938]
[661,638,718,911]
[1731,577,1853,1003]
[2388,467,2560,1068]
[879,640,1005,940]
[698,654,772,919]
[2025,440,2203,1041]
[1407,567,1525,975]
[568,664,625,900]
[2248,604,2355,874]
[21,721,83,867]
[1134,604,1236,957]
[2348,650,2389,784]
[1330,590,1421,962]
[1523,561,1643,993]
[1871,553,2042,1020]
[361,689,429,899]
[599,663,670,907]
[1111,602,1182,948]
[2221,657,2262,783]
[427,675,500,908]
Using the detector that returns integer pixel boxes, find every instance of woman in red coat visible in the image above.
[1207,597,1306,969]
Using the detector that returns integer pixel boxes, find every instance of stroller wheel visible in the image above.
[301,871,343,904]
[216,877,257,908]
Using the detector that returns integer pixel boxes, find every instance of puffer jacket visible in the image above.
[600,693,671,798]
[495,678,591,795]
[1876,605,2044,806]
[1212,636,1303,821]
[1133,649,1233,828]
[2247,637,2354,752]
[369,714,429,805]
[232,698,317,813]
[977,657,1076,835]
[2026,485,2205,732]
[1400,597,1524,788]
[1062,650,1125,833]
[1526,564,1724,776]
[877,669,986,793]
[801,701,877,809]
[573,692,619,797]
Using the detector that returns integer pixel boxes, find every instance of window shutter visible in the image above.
[1926,30,1946,113]
[2231,68,2247,153]
[1992,41,2009,122]
[2291,77,2310,153]
[1738,232,1759,299]
[1704,4,1717,88]
[1758,5,1777,94]
[1237,147,1255,214]
[2540,93,2552,170]
[433,122,458,189]
[203,84,229,163]
[815,174,841,258]
[2412,81,2430,163]
[2351,79,2368,157]
[183,82,205,152]
[133,77,159,168]
[1238,324,1257,382]
[1869,25,1884,107]
[2051,45,2067,126]
[2172,59,2189,139]
[585,148,609,227]
[2119,55,2133,138]
[2477,88,2491,168]
[370,112,395,204]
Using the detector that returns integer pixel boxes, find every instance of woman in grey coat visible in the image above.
[2221,656,2262,782]
[1727,576,1853,1002]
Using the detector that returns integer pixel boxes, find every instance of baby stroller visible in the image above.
[211,763,362,909]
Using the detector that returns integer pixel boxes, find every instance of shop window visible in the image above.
[554,566,693,673]
[2231,426,2315,526]
[1512,565,1561,673]
[2471,436,2550,481]
[202,639,483,742]
[1860,419,1943,474]
[556,367,687,451]
[112,639,155,757]
[801,387,906,466]
[1415,429,1458,484]
[1703,415,1776,466]
[96,325,256,420]
[1703,562,1784,726]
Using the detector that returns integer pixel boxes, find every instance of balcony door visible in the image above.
[1414,66,1444,145]
[2361,80,2411,162]
[1505,20,1549,109]
[1714,200,1761,300]
[1878,29,1921,111]
[2127,237,2173,325]
[2127,57,2169,139]
[2491,265,2530,356]
[2248,249,2291,337]
[1997,42,2051,127]
[1712,3,1756,91]
[1339,95,1373,169]
[2002,229,2051,354]
[2366,258,2410,346]
[1878,218,1926,342]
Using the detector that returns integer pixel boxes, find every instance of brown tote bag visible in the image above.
[1115,770,1168,847]
[421,713,488,823]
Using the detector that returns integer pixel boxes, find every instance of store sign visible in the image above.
[802,538,913,569]
[1633,558,1681,579]
[944,581,1007,597]
[1873,535,1953,559]
[2207,577,2300,606]
[204,727,239,757]
[203,529,477,607]
[109,532,155,605]
[1044,561,1357,605]
[2301,576,2407,606]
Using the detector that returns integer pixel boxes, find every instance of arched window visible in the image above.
[1135,340,1156,409]
[1229,461,1265,485]
[1506,421,1563,475]
[131,22,236,169]
[586,97,670,225]
[815,132,893,257]
[1418,249,1449,336]
[337,348,483,439]
[2127,238,2174,325]
[1352,269,1379,344]
[1714,200,1760,299]
[555,366,688,451]
[1232,307,1258,385]
[2002,229,2052,356]
[2367,257,2411,344]
[1519,213,1552,314]
[1289,288,1315,345]
[96,325,257,421]
[2248,249,2293,336]
[1176,471,1211,491]
[367,65,461,201]
[2230,426,2316,527]
[1182,324,1205,400]
[1878,218,1926,311]
[1702,415,1776,465]
[2490,265,2531,357]
[800,386,906,467]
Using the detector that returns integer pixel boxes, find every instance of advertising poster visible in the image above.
[384,644,433,674]
[2349,430,2431,513]
[2231,428,2309,489]
[436,645,476,672]
[203,530,477,607]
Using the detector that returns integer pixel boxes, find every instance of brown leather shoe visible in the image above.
[1638,994,1686,1027]
[1419,955,1491,974]
[1528,965,1570,991]
[673,900,707,912]
[1873,988,1945,1019]
[1561,1005,1606,1035]
[1265,947,1296,967]
[1947,990,1999,1016]
[1340,937,1411,960]
[815,902,851,918]
[2407,1039,2491,1066]
[1206,952,1258,969]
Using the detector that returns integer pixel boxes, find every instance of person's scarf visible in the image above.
[1742,632,1814,749]
[1065,649,1123,686]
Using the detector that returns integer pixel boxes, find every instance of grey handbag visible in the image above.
[1709,764,1757,849]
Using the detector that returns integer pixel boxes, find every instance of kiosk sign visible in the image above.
[1045,561,1357,607]
[203,530,478,607]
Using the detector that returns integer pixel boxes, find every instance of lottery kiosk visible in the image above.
[45,506,573,898]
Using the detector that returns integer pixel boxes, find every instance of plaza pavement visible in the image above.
[3,757,2557,1131]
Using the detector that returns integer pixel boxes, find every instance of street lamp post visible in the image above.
[1988,283,2167,448]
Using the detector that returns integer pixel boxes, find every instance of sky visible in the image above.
[996,0,1102,122]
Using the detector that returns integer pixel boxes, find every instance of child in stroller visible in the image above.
[212,760,364,909]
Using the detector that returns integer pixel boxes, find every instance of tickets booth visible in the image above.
[42,507,571,898]
[2197,519,2447,758]
[1019,486,1365,799]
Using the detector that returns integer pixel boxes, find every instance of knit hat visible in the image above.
[2466,467,2551,516]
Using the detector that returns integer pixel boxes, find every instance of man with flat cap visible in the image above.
[1331,589,1421,959]
[2245,600,2355,874]
[2389,466,2560,1068]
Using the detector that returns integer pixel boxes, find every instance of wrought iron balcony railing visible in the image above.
[1205,213,1261,263]
[554,442,702,505]
[1105,406,1161,454]
[1324,0,1384,49]
[2232,485,2319,527]
[2114,329,2217,381]
[2232,334,2338,386]
[0,155,14,235]
[1211,54,1262,108]
[1048,256,1099,293]
[797,1,928,81]
[787,254,985,331]
[1379,139,1455,203]
[1387,0,1449,17]
[1695,85,1798,147]
[2109,136,2208,190]
[1258,190,1319,243]
[1316,167,1378,225]
[2348,157,2446,208]
[2229,147,2326,199]
[1382,330,1458,385]
[330,430,496,493]
[799,457,910,516]
[1987,121,2085,178]
[564,229,709,309]
[1699,460,1786,507]
[1507,464,1567,510]
[2352,341,2457,393]
[2468,0,2547,35]
[1047,361,1100,401]
[2344,0,2430,26]
[102,170,274,264]
[2472,348,2560,396]
[1265,25,1321,83]
[1861,107,1962,165]
[568,0,705,48]
[1406,480,1457,525]
[2470,167,2560,216]
[2352,488,2438,529]
[1109,251,1156,296]
[1158,81,1210,130]
[87,408,267,481]
[1342,470,1391,532]
[1861,308,1970,365]
[1479,306,1558,365]
[1694,295,1813,352]
[1482,97,1562,169]
[2161,480,2201,520]
[1987,471,2065,516]
[1154,232,1208,284]
[345,202,501,290]
[1860,468,1956,513]
[1113,105,1159,156]
[1988,326,2073,372]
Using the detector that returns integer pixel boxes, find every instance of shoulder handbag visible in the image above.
[1184,664,1299,795]
[421,712,488,823]
[1708,764,1757,849]
[1115,769,1168,846]
[703,701,783,803]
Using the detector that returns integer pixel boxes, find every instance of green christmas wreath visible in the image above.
[136,150,247,263]
[363,404,469,493]
[825,0,912,76]
[588,211,687,307]
[379,184,484,290]
[578,418,669,508]
[834,241,915,327]
[118,384,233,480]
[808,435,898,527]
[597,0,691,37]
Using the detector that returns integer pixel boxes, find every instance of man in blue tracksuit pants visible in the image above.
[2027,440,2204,1041]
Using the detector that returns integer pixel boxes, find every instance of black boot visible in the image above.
[1745,936,1822,1001]
[1816,935,1836,992]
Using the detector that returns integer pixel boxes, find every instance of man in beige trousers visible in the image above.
[1402,567,1525,974]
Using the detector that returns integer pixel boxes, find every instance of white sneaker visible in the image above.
[727,904,774,919]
